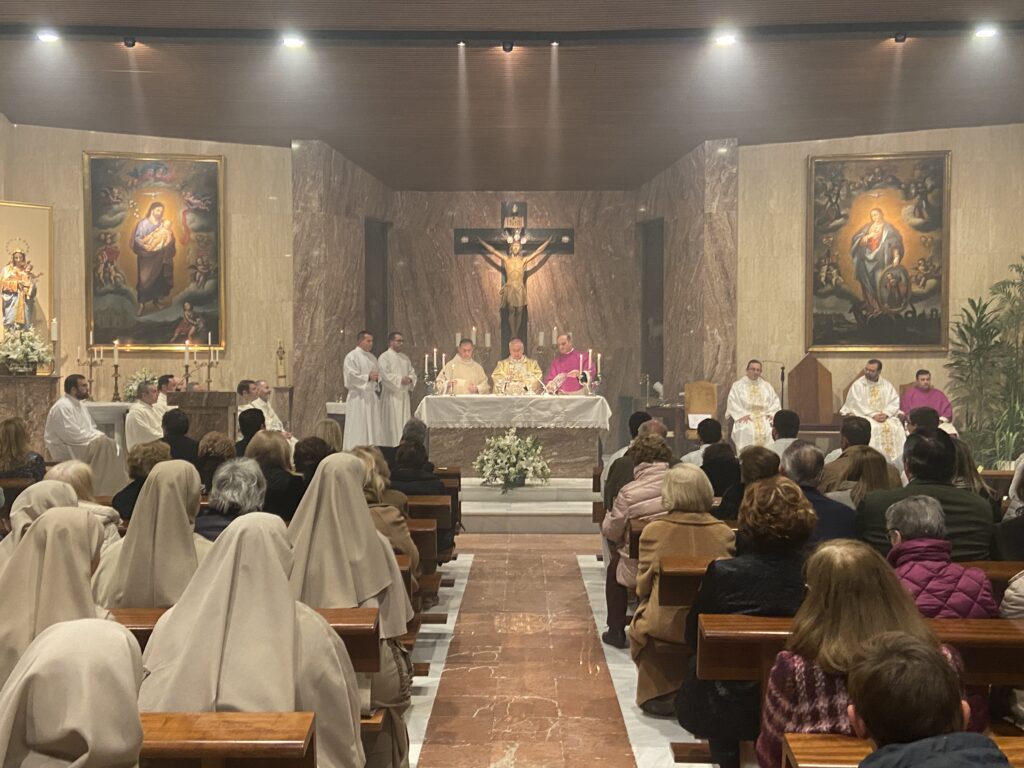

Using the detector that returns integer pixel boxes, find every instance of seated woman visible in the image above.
[701,442,741,497]
[756,539,971,768]
[111,440,172,522]
[93,460,213,608]
[294,436,334,487]
[1001,564,1024,727]
[953,438,1003,521]
[0,619,144,767]
[196,430,235,490]
[245,430,305,523]
[359,445,410,515]
[351,446,420,580]
[825,445,901,510]
[629,464,735,716]
[44,459,122,553]
[289,453,414,768]
[0,479,77,570]
[0,507,107,687]
[311,417,344,452]
[716,446,779,521]
[389,440,444,498]
[601,435,674,648]
[0,416,45,481]
[139,514,364,768]
[194,458,266,541]
[676,475,816,768]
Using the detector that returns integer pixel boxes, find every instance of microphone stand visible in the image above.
[780,364,786,408]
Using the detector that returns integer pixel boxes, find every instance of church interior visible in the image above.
[2,2,1024,767]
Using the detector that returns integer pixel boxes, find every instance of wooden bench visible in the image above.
[1,476,36,531]
[407,495,452,531]
[659,555,715,606]
[781,732,1024,768]
[982,469,1016,501]
[395,553,413,600]
[407,517,438,575]
[962,560,1024,600]
[112,608,381,673]
[140,711,316,767]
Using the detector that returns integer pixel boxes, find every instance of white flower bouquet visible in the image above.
[0,328,53,373]
[124,368,158,401]
[473,427,551,493]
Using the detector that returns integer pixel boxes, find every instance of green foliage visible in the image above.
[473,427,552,493]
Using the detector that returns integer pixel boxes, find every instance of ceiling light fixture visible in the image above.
[975,25,998,38]
[894,32,908,43]
[551,41,559,47]
[714,31,738,46]
[123,36,137,48]
[281,34,306,48]
[36,29,60,43]
[502,40,514,53]
[457,40,466,47]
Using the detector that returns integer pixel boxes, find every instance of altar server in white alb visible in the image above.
[44,374,129,495]
[726,359,781,451]
[840,358,906,463]
[378,331,417,447]
[125,380,164,450]
[342,330,382,450]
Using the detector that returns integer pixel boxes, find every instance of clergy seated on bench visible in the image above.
[0,416,45,481]
[196,430,235,490]
[352,446,421,581]
[138,514,365,768]
[294,436,335,488]
[782,440,857,542]
[125,381,164,450]
[846,632,1010,768]
[194,458,266,542]
[716,446,779,522]
[604,418,670,511]
[45,459,121,553]
[820,415,902,491]
[824,445,902,512]
[756,540,980,768]
[235,407,265,457]
[629,464,734,716]
[0,620,145,766]
[312,417,345,453]
[701,442,740,497]
[160,408,199,465]
[44,374,129,496]
[0,480,77,570]
[111,440,172,522]
[245,431,304,524]
[676,475,815,768]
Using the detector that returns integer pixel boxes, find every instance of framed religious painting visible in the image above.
[83,152,225,351]
[806,151,951,351]
[0,200,54,345]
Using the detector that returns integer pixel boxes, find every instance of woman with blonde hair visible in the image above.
[351,447,420,580]
[826,445,901,509]
[44,460,122,553]
[756,539,965,767]
[311,418,344,453]
[0,416,44,481]
[245,430,304,523]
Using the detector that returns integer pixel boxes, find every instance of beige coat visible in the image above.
[370,502,421,579]
[629,511,735,705]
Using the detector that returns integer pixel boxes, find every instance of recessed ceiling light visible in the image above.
[36,30,60,43]
[281,34,306,48]
[714,32,738,46]
[975,25,998,38]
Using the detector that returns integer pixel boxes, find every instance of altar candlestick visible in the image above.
[113,339,119,365]
[50,318,59,342]
[484,331,491,347]
[471,326,477,344]
[433,348,438,369]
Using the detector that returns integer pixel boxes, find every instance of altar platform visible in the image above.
[461,478,598,534]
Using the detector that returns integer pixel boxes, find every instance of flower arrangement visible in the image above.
[473,427,551,492]
[0,328,53,373]
[124,368,159,401]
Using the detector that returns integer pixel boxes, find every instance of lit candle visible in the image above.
[578,353,583,374]
[89,330,94,346]
[113,339,119,365]
[484,331,491,347]
[50,318,59,342]
[539,331,545,347]
[471,326,477,345]
[455,332,461,347]
[553,326,557,343]
[77,345,81,362]
[433,348,438,369]
[597,353,602,377]
[441,353,447,369]
[184,341,189,367]
[588,348,592,369]
[424,353,429,372]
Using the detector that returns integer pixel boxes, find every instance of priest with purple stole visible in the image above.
[545,333,596,394]
[900,368,953,422]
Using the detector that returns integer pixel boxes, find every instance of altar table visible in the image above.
[414,395,611,478]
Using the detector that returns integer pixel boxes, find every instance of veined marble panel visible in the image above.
[0,375,60,455]
[430,427,601,478]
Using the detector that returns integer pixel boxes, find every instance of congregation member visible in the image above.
[379,417,434,474]
[681,418,722,466]
[196,430,235,489]
[825,445,902,510]
[111,440,172,522]
[858,429,995,560]
[907,405,940,434]
[138,514,365,768]
[756,540,972,768]
[629,465,734,715]
[604,419,669,514]
[93,460,212,608]
[235,408,265,456]
[725,359,780,450]
[901,368,953,422]
[840,359,906,463]
[124,380,163,450]
[312,417,344,452]
[343,330,383,449]
[766,409,800,457]
[0,480,77,570]
[156,373,180,413]
[676,476,816,768]
[359,445,411,515]
[782,440,856,541]
[239,378,289,434]
[1007,453,1024,520]
[717,446,780,521]
[288,453,415,768]
[701,442,741,496]
[294,436,334,487]
[161,408,199,464]
[1001,570,1024,728]
[491,337,543,394]
[545,332,594,394]
[847,633,1011,768]
[0,416,45,481]
[601,411,652,488]
[245,430,304,523]
[819,416,901,492]
[0,508,107,686]
[601,434,673,649]
[44,374,129,495]
[194,458,266,541]
[378,331,418,446]
[44,460,121,552]
[390,440,445,497]
[437,337,490,395]
[0,620,145,768]
[952,437,1003,520]
[352,446,420,579]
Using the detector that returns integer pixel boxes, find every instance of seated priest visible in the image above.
[44,374,129,495]
[124,380,163,450]
[436,338,490,395]
[545,333,595,394]
[492,338,543,394]
[239,378,291,437]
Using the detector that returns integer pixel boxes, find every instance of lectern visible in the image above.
[166,391,238,441]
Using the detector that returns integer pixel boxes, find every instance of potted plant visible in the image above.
[0,328,54,375]
[473,427,552,493]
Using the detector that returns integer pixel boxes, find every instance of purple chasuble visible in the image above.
[900,386,953,421]
[545,349,596,393]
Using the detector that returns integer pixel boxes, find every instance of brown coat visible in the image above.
[369,503,420,580]
[818,448,901,493]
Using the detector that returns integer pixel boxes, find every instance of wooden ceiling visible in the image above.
[2,2,1024,190]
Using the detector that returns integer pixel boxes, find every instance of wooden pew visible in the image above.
[407,517,438,575]
[962,560,1024,600]
[112,608,381,673]
[781,732,1024,768]
[407,495,452,531]
[659,555,715,607]
[140,711,316,767]
[982,469,1016,501]
[395,553,413,600]
[593,465,602,493]
[1,476,36,531]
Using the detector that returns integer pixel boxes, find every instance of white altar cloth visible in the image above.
[84,401,130,456]
[414,395,611,432]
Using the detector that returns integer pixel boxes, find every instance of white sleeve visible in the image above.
[53,401,104,446]
[725,383,744,421]
[765,384,781,416]
[884,383,901,417]
[378,353,405,394]
[343,354,374,391]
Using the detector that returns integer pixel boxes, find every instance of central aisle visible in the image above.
[416,534,636,767]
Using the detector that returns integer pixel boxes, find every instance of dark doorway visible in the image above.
[638,218,665,386]
[364,218,391,354]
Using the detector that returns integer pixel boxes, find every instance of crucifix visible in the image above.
[454,201,574,351]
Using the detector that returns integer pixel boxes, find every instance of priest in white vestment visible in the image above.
[436,338,490,395]
[125,381,164,450]
[726,359,781,450]
[840,359,906,463]
[378,332,417,447]
[245,379,288,433]
[343,331,383,450]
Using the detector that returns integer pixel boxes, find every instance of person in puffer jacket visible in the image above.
[999,569,1024,728]
[885,495,998,619]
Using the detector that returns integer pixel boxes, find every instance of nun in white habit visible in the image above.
[139,513,364,768]
[0,508,107,688]
[0,480,78,573]
[93,460,213,608]
[289,452,414,768]
[0,619,143,768]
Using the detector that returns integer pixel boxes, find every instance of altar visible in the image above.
[414,395,611,478]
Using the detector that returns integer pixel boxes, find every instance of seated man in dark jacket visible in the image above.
[194,457,267,541]
[782,439,856,541]
[161,408,199,465]
[389,441,445,496]
[379,417,435,474]
[235,408,265,457]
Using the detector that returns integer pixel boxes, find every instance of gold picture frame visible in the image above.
[0,199,55,369]
[806,151,951,352]
[83,151,225,352]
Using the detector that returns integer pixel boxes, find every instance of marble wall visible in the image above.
[0,375,61,453]
[0,113,293,404]
[737,123,1024,409]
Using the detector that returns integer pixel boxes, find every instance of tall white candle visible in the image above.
[539,331,545,347]
[455,333,461,347]
[112,340,119,365]
[552,326,557,343]
[433,348,438,369]
[578,353,583,373]
[89,330,94,346]
[471,326,477,344]
[424,353,429,371]
[597,353,602,377]
[50,318,59,341]
[484,331,491,347]
[184,341,189,367]
[441,353,447,368]
[588,348,592,368]
[77,345,81,362]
